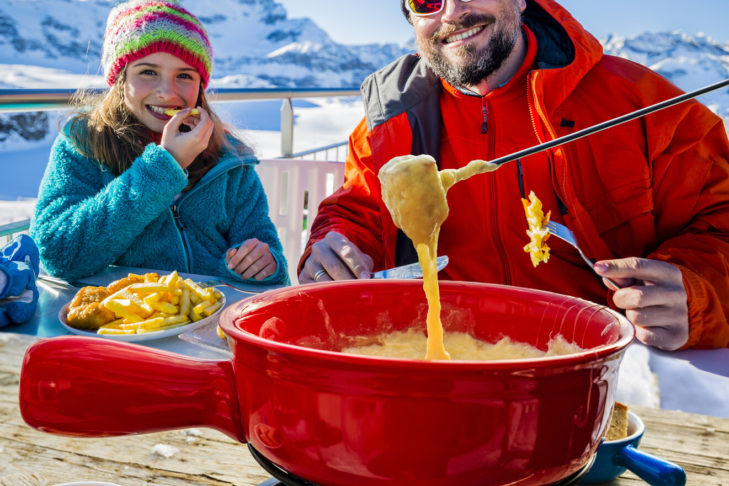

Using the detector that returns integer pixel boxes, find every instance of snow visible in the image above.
[648,347,729,418]
[615,343,661,409]
[151,443,179,458]
[0,201,35,229]
[0,64,105,89]
[0,0,407,89]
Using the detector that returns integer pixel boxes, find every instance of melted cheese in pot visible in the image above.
[342,329,582,360]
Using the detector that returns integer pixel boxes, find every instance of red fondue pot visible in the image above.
[20,280,634,486]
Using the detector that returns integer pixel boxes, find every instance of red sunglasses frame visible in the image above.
[406,0,475,17]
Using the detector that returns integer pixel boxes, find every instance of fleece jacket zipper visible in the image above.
[169,204,191,272]
[168,159,244,273]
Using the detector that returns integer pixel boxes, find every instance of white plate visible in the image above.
[59,291,225,342]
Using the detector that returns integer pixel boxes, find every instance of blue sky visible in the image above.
[277,0,729,46]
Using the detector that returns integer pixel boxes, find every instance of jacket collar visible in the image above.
[523,0,604,113]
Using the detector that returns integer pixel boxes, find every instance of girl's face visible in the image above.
[123,52,201,133]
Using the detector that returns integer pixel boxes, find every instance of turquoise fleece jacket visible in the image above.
[31,127,289,286]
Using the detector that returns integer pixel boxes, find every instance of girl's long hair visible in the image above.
[67,69,240,189]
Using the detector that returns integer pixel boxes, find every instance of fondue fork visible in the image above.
[371,255,449,279]
[545,221,619,288]
[482,78,729,170]
[198,279,258,294]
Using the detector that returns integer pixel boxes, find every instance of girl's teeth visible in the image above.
[148,106,169,114]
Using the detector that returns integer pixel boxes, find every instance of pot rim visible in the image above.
[220,280,635,370]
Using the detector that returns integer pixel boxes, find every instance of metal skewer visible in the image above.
[487,77,729,167]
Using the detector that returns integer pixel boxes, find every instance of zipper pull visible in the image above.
[171,205,185,231]
[481,98,488,134]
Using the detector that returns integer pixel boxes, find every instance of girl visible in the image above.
[31,0,289,285]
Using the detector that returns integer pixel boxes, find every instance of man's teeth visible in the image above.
[444,26,484,44]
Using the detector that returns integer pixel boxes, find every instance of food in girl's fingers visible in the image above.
[164,108,200,117]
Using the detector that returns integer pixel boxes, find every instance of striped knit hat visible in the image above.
[101,0,213,88]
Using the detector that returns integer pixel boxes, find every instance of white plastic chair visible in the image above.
[255,159,345,284]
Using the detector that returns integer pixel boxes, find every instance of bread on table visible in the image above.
[605,401,630,441]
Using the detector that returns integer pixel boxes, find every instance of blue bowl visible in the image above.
[581,411,686,485]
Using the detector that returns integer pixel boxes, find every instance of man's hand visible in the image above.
[299,231,373,283]
[594,257,689,351]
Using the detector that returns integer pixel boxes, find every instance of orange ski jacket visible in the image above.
[303,0,729,348]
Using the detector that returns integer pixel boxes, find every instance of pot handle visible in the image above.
[19,336,246,442]
[615,444,686,486]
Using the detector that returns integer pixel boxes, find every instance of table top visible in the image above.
[2,332,728,485]
[2,267,729,484]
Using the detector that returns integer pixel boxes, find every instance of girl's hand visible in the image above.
[594,257,689,351]
[160,107,213,169]
[226,239,278,281]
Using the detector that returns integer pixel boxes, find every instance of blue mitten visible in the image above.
[0,234,41,327]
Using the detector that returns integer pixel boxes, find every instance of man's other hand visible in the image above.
[595,257,689,351]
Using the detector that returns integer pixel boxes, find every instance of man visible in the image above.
[299,0,729,351]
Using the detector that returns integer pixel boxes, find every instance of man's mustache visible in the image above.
[431,14,496,43]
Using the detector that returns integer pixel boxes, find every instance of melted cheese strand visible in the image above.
[379,155,502,360]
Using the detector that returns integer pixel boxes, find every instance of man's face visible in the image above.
[412,0,527,88]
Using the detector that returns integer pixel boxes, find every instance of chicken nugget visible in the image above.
[66,286,116,330]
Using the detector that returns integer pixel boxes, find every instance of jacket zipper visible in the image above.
[526,75,569,213]
[481,97,489,134]
[526,79,543,146]
[170,204,191,272]
[481,95,512,285]
[169,160,243,274]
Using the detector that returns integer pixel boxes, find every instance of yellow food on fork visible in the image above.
[522,190,551,267]
[66,271,222,335]
[164,108,200,116]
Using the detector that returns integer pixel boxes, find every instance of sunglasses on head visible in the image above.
[406,0,475,17]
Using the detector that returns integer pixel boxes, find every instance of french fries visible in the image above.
[164,108,200,116]
[72,271,223,335]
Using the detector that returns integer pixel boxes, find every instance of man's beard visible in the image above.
[418,10,522,88]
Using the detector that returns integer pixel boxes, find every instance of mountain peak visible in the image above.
[0,0,411,88]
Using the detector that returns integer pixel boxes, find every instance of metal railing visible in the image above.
[0,87,360,240]
[0,87,359,158]
[0,220,29,244]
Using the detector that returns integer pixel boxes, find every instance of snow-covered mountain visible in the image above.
[602,31,729,122]
[1,0,728,146]
[0,0,412,89]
